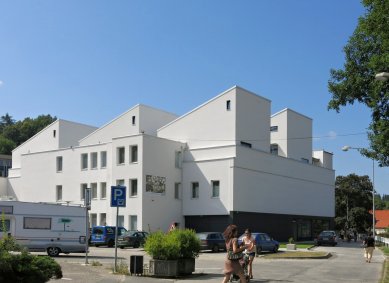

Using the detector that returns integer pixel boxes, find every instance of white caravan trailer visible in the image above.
[0,200,87,256]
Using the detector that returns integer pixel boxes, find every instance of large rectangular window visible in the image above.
[100,182,107,199]
[91,183,97,199]
[56,185,62,201]
[175,151,182,168]
[130,145,138,163]
[100,213,106,226]
[91,152,98,169]
[211,181,220,198]
[174,183,181,199]
[130,179,138,197]
[81,154,88,170]
[56,156,63,172]
[117,147,125,164]
[24,217,51,230]
[100,151,107,168]
[130,215,137,230]
[191,182,199,199]
[80,183,88,200]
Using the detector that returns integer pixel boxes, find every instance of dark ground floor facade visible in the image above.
[185,211,334,242]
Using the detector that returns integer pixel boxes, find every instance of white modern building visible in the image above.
[3,86,335,241]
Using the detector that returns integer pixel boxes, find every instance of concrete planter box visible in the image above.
[286,243,296,250]
[149,258,195,277]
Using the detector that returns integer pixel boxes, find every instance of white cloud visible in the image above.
[0,80,3,87]
[328,131,337,140]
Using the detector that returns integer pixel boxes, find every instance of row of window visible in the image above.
[89,213,138,231]
[56,146,139,172]
[55,180,220,201]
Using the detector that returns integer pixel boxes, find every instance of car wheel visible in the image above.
[273,245,279,253]
[256,246,262,254]
[47,247,60,257]
[212,245,220,253]
[133,242,140,248]
[95,244,100,247]
[108,240,114,247]
[120,246,124,249]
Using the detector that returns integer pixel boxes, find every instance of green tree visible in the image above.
[0,114,56,155]
[335,174,373,232]
[328,0,389,167]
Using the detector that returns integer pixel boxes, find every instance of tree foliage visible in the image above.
[335,174,373,232]
[328,0,389,166]
[0,113,56,155]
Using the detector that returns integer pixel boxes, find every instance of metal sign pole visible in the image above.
[114,206,119,273]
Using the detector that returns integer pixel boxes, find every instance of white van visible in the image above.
[0,200,87,256]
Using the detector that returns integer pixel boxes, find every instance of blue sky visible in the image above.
[1,1,388,195]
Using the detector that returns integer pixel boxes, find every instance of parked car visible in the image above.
[196,232,226,252]
[117,230,149,248]
[91,226,127,247]
[238,232,279,254]
[315,230,337,246]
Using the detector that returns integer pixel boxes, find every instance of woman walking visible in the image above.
[363,233,375,263]
[222,224,248,283]
[242,228,256,279]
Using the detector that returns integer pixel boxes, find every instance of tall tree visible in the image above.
[335,174,373,232]
[328,0,389,166]
[0,113,15,133]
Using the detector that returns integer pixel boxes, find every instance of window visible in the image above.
[240,141,252,148]
[118,215,124,227]
[56,156,63,172]
[80,183,88,200]
[175,151,182,168]
[0,219,10,232]
[130,215,137,230]
[270,126,278,132]
[90,214,97,227]
[100,213,106,226]
[132,115,136,125]
[91,183,97,199]
[100,182,107,199]
[100,151,107,168]
[130,179,138,197]
[56,185,62,201]
[91,152,98,169]
[130,145,138,163]
[270,144,278,155]
[211,181,220,198]
[226,100,231,110]
[191,182,199,199]
[81,154,88,170]
[116,179,125,186]
[174,183,181,199]
[53,130,56,138]
[24,217,51,230]
[117,147,125,164]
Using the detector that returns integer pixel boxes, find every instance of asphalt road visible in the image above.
[47,240,385,283]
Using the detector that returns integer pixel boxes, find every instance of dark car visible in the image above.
[117,230,149,249]
[91,226,127,247]
[238,232,279,254]
[315,230,337,246]
[196,232,226,252]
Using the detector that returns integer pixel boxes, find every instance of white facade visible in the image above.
[4,86,335,240]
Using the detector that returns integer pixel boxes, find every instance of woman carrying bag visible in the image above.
[222,224,248,283]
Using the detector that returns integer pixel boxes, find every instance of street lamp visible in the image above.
[342,145,375,236]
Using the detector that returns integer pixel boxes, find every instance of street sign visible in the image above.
[111,186,126,207]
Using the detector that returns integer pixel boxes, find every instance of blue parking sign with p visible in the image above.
[111,186,126,207]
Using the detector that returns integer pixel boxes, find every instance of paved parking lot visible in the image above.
[48,241,385,282]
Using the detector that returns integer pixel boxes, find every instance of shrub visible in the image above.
[144,229,200,260]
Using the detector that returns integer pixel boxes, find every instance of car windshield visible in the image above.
[320,232,335,236]
[196,233,208,240]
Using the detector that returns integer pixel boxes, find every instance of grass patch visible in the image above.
[262,251,329,259]
[279,243,315,249]
[379,246,389,257]
[112,261,130,275]
[91,260,103,266]
[380,259,389,283]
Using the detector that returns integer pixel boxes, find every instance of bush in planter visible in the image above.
[144,229,200,260]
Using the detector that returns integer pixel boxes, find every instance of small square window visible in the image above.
[117,147,125,164]
[56,185,62,201]
[81,154,88,170]
[100,151,107,168]
[174,183,181,199]
[130,145,138,163]
[91,152,98,169]
[100,182,107,199]
[56,156,63,172]
[270,126,278,132]
[132,116,136,125]
[130,179,138,197]
[226,100,231,111]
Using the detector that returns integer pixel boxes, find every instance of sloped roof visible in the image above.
[373,210,389,229]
